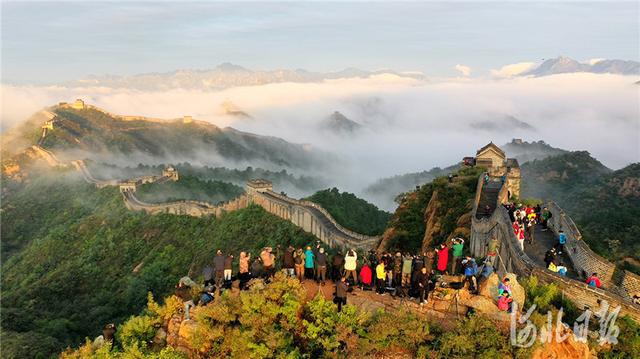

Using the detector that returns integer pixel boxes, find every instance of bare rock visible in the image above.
[532,325,590,359]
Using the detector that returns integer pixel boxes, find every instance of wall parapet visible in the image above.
[545,201,616,286]
[262,190,381,243]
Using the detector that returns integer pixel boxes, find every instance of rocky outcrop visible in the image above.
[531,325,590,359]
[421,190,441,252]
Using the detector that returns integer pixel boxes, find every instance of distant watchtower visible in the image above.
[162,166,179,181]
[246,179,273,195]
[71,99,85,110]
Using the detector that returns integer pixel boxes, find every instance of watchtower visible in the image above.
[162,166,179,181]
[246,179,273,195]
[119,181,138,193]
[471,142,521,199]
[71,99,85,110]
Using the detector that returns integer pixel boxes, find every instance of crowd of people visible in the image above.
[174,237,518,320]
[172,201,617,321]
[506,202,604,289]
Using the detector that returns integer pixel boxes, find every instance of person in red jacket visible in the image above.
[586,273,601,288]
[359,262,373,290]
[436,244,449,274]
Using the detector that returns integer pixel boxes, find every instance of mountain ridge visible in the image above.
[522,56,639,77]
[69,63,426,90]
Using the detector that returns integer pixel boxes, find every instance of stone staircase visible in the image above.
[475,180,502,219]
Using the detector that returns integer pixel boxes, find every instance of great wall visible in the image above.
[469,172,640,321]
[27,102,640,319]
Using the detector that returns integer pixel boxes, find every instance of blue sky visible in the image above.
[1,1,638,84]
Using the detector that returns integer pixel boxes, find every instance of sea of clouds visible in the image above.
[2,72,638,198]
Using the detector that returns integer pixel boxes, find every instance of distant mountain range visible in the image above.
[522,57,639,77]
[60,57,639,90]
[1,104,333,172]
[69,63,425,90]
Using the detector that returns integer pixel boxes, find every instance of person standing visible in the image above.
[261,247,275,278]
[282,246,295,277]
[304,246,315,280]
[393,252,403,286]
[344,250,358,285]
[238,252,251,290]
[315,247,328,285]
[401,253,413,287]
[451,238,464,274]
[541,207,552,230]
[556,230,567,255]
[223,254,233,282]
[335,277,348,312]
[360,261,373,290]
[331,251,345,281]
[461,256,478,293]
[213,250,225,287]
[294,248,305,281]
[415,267,431,306]
[375,261,386,295]
[436,244,449,274]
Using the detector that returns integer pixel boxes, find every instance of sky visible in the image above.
[1,1,639,84]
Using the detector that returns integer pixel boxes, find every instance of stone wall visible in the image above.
[620,271,640,300]
[545,201,616,286]
[251,190,380,251]
[123,191,250,217]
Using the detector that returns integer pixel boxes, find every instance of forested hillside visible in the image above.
[136,175,244,204]
[86,161,325,198]
[521,152,639,273]
[7,105,329,170]
[305,188,391,235]
[1,171,317,358]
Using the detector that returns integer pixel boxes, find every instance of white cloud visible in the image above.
[454,64,472,76]
[587,58,605,65]
[2,73,638,209]
[490,62,537,78]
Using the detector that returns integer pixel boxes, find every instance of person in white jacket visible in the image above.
[344,250,358,284]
